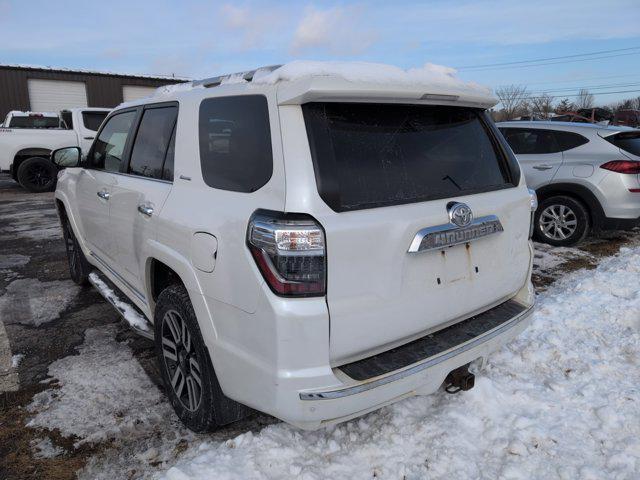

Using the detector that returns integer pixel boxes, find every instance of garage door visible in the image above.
[122,85,157,102]
[28,79,88,112]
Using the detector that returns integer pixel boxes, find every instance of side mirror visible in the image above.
[51,146,81,168]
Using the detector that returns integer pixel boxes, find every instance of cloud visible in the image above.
[219,4,283,50]
[291,6,375,55]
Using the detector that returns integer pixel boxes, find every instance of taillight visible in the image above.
[247,211,326,297]
[600,160,640,174]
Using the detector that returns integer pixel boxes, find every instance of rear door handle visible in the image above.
[97,190,110,200]
[84,136,94,140]
[533,164,554,171]
[137,204,154,217]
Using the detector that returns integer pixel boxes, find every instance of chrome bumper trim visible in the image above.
[299,302,534,400]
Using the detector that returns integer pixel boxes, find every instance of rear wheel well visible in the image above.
[13,148,52,174]
[149,259,183,303]
[535,183,604,231]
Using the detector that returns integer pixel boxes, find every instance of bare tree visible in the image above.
[555,98,574,114]
[576,89,594,109]
[531,93,555,119]
[495,85,529,120]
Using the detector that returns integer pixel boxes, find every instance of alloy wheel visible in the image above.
[539,204,578,241]
[161,309,203,412]
[26,163,53,188]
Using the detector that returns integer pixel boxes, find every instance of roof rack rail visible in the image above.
[192,65,282,88]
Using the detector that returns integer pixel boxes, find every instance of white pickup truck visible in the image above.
[2,111,60,129]
[0,107,110,192]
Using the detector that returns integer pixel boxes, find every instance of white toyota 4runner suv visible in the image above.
[52,62,535,431]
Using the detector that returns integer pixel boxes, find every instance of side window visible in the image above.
[88,111,137,172]
[500,128,560,154]
[554,131,589,151]
[82,111,109,132]
[199,95,272,192]
[128,106,178,180]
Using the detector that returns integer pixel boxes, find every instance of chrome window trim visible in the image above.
[299,302,534,401]
[408,214,503,253]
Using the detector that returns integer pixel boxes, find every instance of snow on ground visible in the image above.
[89,272,150,332]
[27,325,173,447]
[158,246,640,480]
[24,244,640,479]
[31,437,66,459]
[0,209,62,241]
[0,278,80,326]
[11,353,24,368]
[0,253,30,269]
[532,242,593,277]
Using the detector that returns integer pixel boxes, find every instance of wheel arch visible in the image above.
[535,182,605,230]
[144,245,216,339]
[13,147,52,174]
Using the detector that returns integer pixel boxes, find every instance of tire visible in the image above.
[154,284,247,432]
[17,157,57,193]
[534,195,589,246]
[61,214,91,285]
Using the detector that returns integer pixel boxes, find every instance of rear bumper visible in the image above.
[289,300,533,428]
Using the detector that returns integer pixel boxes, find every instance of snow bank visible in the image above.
[158,246,640,480]
[89,272,149,332]
[253,60,491,94]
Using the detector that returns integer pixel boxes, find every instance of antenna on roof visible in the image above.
[192,65,282,88]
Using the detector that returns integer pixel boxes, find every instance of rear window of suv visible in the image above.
[303,103,516,212]
[605,131,640,157]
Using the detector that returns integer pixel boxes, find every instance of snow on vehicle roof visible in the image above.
[117,61,496,109]
[253,60,488,94]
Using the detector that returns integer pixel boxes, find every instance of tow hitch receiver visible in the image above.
[444,364,475,394]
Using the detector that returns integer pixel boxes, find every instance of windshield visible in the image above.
[302,102,516,212]
[605,131,640,157]
[8,116,59,128]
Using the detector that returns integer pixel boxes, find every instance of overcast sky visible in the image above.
[1,0,639,105]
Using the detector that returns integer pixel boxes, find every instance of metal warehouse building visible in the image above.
[0,64,188,117]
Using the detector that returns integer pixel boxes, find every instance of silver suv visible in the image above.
[498,121,640,246]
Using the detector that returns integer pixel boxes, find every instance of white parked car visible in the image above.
[0,107,110,192]
[498,121,640,246]
[52,62,535,431]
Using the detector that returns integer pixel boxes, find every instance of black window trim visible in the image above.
[83,107,141,174]
[303,103,520,213]
[84,102,178,184]
[123,101,179,184]
[499,126,589,154]
[197,93,274,194]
